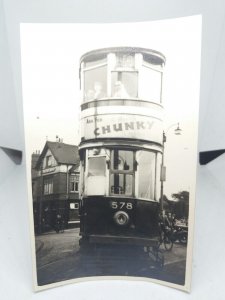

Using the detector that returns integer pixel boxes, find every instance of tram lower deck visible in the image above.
[79,142,162,248]
[79,196,160,247]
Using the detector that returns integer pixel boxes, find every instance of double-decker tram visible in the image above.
[78,47,166,269]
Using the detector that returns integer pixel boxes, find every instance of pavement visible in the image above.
[35,228,187,287]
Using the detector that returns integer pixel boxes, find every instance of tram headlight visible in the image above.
[113,211,129,226]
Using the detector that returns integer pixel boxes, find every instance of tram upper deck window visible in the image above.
[111,53,138,99]
[116,54,135,69]
[111,72,138,98]
[83,56,107,102]
[139,59,163,103]
[81,50,164,103]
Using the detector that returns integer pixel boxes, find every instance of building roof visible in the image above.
[36,141,79,169]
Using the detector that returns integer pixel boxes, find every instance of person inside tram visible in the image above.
[113,81,129,98]
[93,81,105,99]
[86,89,95,101]
[85,81,105,101]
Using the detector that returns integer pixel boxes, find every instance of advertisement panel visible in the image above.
[80,114,163,144]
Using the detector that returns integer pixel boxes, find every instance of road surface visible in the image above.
[35,228,187,286]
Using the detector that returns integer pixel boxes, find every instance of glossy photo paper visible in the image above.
[20,16,202,292]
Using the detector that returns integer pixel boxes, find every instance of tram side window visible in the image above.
[111,72,138,98]
[110,150,134,196]
[137,151,156,200]
[86,156,106,196]
[139,65,162,103]
[84,65,107,102]
[88,157,106,176]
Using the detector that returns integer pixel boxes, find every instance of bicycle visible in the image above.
[160,225,174,251]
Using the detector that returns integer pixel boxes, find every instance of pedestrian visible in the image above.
[55,213,62,233]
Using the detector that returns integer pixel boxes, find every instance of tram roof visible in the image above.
[80,47,166,65]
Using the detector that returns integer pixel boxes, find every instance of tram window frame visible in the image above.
[109,149,135,197]
[116,53,135,69]
[85,153,107,196]
[111,71,138,99]
[136,150,159,201]
[109,53,139,99]
[87,156,106,177]
[139,60,163,103]
[82,55,108,103]
[83,65,107,102]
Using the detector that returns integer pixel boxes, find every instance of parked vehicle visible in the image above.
[172,225,188,244]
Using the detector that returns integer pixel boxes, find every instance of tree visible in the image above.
[171,191,189,219]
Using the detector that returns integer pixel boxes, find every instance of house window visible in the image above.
[70,174,79,192]
[43,178,53,195]
[70,203,79,209]
[46,155,54,167]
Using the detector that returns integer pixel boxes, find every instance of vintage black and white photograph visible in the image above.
[21,16,201,292]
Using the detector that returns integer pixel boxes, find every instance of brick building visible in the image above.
[32,141,80,233]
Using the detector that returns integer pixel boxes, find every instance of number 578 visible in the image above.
[111,201,133,210]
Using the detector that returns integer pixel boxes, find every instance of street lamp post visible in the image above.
[160,123,181,212]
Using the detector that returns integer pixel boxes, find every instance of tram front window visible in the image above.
[111,72,138,99]
[110,150,134,196]
[110,174,133,195]
[111,150,134,171]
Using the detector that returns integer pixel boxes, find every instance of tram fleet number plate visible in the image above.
[110,201,133,210]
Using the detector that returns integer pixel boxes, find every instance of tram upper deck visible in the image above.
[79,47,166,147]
[78,47,166,202]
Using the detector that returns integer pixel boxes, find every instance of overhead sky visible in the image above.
[20,16,202,197]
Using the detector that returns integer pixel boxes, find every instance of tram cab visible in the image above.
[78,47,166,251]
